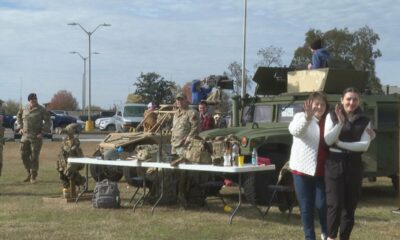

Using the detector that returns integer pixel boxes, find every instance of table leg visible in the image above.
[229,173,242,225]
[75,164,89,204]
[151,168,164,215]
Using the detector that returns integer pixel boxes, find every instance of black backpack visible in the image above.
[92,179,121,208]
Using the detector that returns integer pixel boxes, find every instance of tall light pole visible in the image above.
[70,51,99,115]
[68,22,111,130]
[241,0,247,98]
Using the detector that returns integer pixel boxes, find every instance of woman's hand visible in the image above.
[335,104,345,124]
[304,99,315,121]
[366,128,376,140]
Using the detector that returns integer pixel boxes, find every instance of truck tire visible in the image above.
[242,152,286,206]
[106,124,116,131]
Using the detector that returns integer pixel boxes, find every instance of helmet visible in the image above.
[64,123,80,135]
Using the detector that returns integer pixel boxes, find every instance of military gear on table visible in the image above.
[92,179,121,208]
[185,137,212,164]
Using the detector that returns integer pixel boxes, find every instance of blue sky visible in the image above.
[1,0,399,109]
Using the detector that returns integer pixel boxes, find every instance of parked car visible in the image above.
[98,116,118,131]
[2,115,16,130]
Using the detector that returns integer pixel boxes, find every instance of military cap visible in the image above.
[175,92,187,100]
[64,123,80,134]
[28,93,37,101]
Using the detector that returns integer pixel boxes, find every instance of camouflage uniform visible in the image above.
[171,108,200,156]
[143,110,157,132]
[16,101,51,182]
[171,95,201,207]
[57,124,85,188]
[0,100,5,176]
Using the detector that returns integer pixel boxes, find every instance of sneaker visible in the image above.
[321,233,327,240]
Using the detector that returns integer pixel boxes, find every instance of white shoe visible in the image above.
[321,233,327,240]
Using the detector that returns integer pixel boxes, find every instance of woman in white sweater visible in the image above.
[289,92,329,240]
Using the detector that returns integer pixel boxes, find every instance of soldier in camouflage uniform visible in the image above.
[171,92,200,207]
[0,99,5,176]
[171,93,200,156]
[57,123,85,193]
[16,93,51,183]
[143,102,158,132]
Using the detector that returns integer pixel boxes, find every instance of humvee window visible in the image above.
[277,103,303,122]
[241,105,273,124]
[377,103,398,128]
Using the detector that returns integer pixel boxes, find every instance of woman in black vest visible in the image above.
[324,87,374,240]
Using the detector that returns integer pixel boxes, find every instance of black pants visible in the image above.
[325,152,363,240]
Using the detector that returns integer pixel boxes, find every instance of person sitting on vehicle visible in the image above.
[308,38,330,70]
[191,79,213,105]
[143,102,158,132]
[57,123,85,198]
[198,101,214,132]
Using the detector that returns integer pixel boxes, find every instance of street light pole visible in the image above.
[68,22,111,130]
[70,51,99,115]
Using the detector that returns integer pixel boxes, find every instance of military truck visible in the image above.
[200,67,399,205]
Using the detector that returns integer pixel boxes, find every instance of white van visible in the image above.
[114,103,147,132]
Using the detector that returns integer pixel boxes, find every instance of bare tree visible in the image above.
[254,45,284,68]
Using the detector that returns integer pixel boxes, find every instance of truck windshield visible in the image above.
[242,105,273,123]
[123,106,146,117]
[277,103,303,123]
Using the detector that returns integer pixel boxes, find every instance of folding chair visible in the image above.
[264,161,296,219]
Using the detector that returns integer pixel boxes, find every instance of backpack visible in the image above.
[185,137,212,164]
[92,179,121,208]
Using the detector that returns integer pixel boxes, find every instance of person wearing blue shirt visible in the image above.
[191,79,213,105]
[308,39,330,70]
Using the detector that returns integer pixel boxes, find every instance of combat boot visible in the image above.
[23,172,31,182]
[30,171,37,184]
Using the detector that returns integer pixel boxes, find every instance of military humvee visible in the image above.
[200,67,399,205]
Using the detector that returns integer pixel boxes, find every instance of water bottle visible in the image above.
[223,152,231,167]
[251,148,257,165]
[231,144,239,166]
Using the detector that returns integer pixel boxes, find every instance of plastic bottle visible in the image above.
[231,144,239,166]
[251,148,258,165]
[223,151,231,167]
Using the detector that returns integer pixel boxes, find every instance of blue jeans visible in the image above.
[293,174,327,240]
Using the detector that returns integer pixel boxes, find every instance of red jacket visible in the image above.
[200,113,214,131]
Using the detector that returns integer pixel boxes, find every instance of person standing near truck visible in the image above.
[324,87,374,240]
[289,92,329,240]
[16,93,51,183]
[308,38,330,70]
[0,99,5,176]
[171,92,200,206]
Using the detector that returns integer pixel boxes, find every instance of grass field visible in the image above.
[1,141,399,240]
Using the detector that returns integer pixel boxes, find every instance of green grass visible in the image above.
[1,141,399,240]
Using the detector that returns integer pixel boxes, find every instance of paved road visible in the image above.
[3,128,107,142]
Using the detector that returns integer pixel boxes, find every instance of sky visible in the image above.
[1,0,399,109]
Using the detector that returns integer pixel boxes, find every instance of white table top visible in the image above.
[68,157,275,173]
